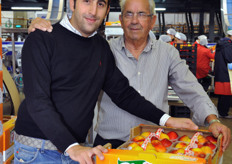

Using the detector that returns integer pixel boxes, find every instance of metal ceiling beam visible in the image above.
[1,0,221,13]
[199,12,204,35]
[215,11,223,37]
[155,0,220,13]
[209,9,215,42]
[185,12,190,41]
[158,12,162,35]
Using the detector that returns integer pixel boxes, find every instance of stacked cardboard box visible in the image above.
[97,125,223,164]
[0,110,2,164]
[2,116,16,163]
[0,135,3,164]
[0,1,4,163]
[3,154,13,164]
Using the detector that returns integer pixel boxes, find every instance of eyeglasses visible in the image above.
[123,12,153,20]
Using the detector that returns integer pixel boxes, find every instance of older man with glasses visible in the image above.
[95,0,230,151]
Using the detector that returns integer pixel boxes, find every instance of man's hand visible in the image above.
[165,117,198,130]
[66,145,108,164]
[28,17,53,34]
[209,122,231,152]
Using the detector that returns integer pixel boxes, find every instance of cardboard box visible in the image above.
[97,125,223,164]
[0,135,3,164]
[0,117,2,135]
[3,154,14,164]
[0,71,2,91]
[0,103,3,123]
[0,38,2,70]
[0,38,2,59]
[98,149,207,164]
[3,116,16,162]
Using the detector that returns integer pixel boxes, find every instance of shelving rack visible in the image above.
[1,28,27,76]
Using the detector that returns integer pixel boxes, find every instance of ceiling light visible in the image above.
[155,8,166,11]
[11,7,43,10]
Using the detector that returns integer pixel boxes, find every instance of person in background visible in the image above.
[29,0,231,152]
[214,30,232,119]
[174,32,187,44]
[14,0,199,163]
[214,36,221,44]
[167,28,176,45]
[193,35,215,91]
[159,34,171,43]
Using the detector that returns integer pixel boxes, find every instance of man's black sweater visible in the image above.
[15,23,165,152]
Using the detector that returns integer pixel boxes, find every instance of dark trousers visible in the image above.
[93,134,125,149]
[217,95,232,116]
[198,76,211,92]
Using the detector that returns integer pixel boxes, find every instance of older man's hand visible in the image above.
[209,122,231,152]
[28,17,53,34]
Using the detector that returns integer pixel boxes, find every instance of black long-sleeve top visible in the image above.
[15,23,165,152]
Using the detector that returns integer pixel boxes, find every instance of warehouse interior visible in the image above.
[0,0,232,163]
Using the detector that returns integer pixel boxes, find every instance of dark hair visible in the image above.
[73,0,77,8]
[214,36,220,44]
[73,0,111,9]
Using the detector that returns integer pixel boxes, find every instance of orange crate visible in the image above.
[0,135,3,164]
[2,116,16,162]
[0,71,2,90]
[3,154,14,164]
[0,103,3,125]
[97,125,223,164]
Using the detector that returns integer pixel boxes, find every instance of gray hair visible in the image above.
[119,0,156,15]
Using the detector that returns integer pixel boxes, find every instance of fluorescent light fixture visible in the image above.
[155,8,166,11]
[11,7,43,10]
